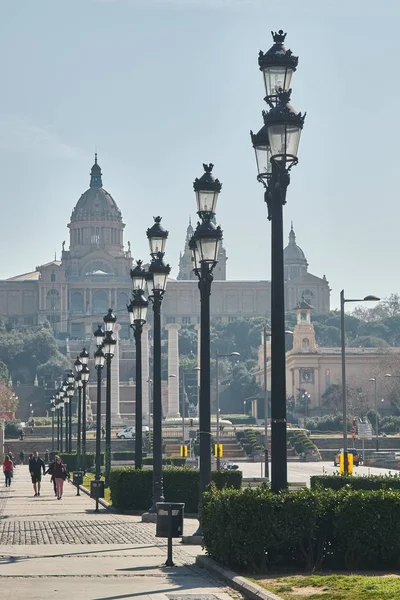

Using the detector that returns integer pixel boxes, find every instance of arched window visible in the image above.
[46,289,60,311]
[302,338,310,351]
[51,273,56,282]
[117,292,129,311]
[71,292,84,314]
[93,290,108,314]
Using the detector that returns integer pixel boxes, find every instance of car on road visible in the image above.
[334,448,360,467]
[117,426,150,439]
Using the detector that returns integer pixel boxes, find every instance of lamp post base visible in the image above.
[141,511,157,523]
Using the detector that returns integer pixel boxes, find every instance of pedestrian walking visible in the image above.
[53,455,68,500]
[19,450,25,465]
[45,458,58,496]
[3,455,14,487]
[29,451,46,497]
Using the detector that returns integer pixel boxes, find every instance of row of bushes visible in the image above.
[237,429,264,456]
[223,414,256,425]
[110,466,242,513]
[201,484,400,570]
[51,451,186,470]
[311,473,400,491]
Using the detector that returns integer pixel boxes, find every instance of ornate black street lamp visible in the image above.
[74,357,83,470]
[189,163,223,533]
[59,394,64,454]
[94,344,105,509]
[128,260,149,470]
[146,217,170,512]
[103,309,117,487]
[50,397,55,452]
[251,30,305,493]
[66,370,75,453]
[79,348,89,470]
[62,383,69,453]
[55,389,61,451]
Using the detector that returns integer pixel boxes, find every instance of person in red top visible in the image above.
[3,455,14,487]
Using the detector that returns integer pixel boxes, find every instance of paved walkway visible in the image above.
[0,466,240,600]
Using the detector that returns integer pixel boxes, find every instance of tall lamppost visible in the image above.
[146,216,170,512]
[215,352,240,470]
[55,391,61,451]
[81,363,90,471]
[51,398,55,452]
[340,290,380,473]
[103,309,117,487]
[128,260,149,470]
[59,394,64,453]
[66,370,75,453]
[189,163,222,530]
[63,383,69,453]
[94,340,105,511]
[94,325,105,501]
[251,30,305,493]
[74,374,83,470]
[79,348,89,471]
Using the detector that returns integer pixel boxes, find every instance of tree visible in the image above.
[0,383,18,412]
[349,336,389,348]
[36,354,71,385]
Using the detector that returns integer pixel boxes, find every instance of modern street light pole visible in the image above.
[128,260,149,470]
[215,352,240,470]
[103,309,117,487]
[189,163,223,531]
[146,217,170,512]
[341,290,380,473]
[251,30,305,493]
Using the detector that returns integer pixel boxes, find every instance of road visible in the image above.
[239,461,396,484]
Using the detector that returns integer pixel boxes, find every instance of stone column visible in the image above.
[165,323,181,418]
[111,323,122,423]
[141,324,150,421]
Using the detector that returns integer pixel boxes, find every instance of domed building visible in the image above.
[0,157,330,339]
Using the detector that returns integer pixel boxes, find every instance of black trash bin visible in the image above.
[90,479,105,499]
[156,502,185,538]
[73,471,83,486]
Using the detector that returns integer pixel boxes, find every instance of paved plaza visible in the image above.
[0,466,240,600]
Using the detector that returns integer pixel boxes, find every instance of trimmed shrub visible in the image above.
[110,466,242,513]
[141,457,186,466]
[112,451,136,461]
[311,473,400,491]
[201,485,400,571]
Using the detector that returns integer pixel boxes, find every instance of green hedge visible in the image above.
[110,466,242,513]
[113,451,136,461]
[311,473,400,491]
[201,485,400,571]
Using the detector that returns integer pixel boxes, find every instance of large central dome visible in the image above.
[70,155,122,223]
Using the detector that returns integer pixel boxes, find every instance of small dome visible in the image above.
[70,156,122,223]
[284,223,307,262]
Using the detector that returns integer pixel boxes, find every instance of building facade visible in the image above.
[0,157,330,338]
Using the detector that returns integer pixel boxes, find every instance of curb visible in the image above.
[196,555,283,600]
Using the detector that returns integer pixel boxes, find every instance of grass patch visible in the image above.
[82,473,112,504]
[252,573,400,600]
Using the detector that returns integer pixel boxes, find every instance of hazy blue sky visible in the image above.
[0,0,398,309]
